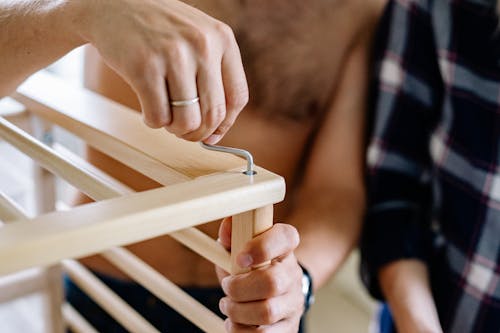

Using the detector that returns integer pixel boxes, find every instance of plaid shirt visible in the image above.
[361,0,500,332]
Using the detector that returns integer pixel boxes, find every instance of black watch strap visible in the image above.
[299,263,315,313]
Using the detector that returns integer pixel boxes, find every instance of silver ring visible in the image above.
[169,97,200,107]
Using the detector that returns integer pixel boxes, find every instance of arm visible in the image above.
[287,0,388,287]
[214,14,381,332]
[380,260,442,333]
[291,25,372,288]
[361,0,444,331]
[0,0,248,143]
[0,0,82,95]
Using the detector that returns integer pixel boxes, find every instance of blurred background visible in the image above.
[0,48,379,333]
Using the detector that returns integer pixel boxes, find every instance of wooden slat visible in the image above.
[0,268,47,303]
[12,71,244,183]
[0,97,26,117]
[62,303,99,333]
[169,228,231,273]
[53,143,134,195]
[0,167,284,275]
[0,192,25,223]
[62,260,160,333]
[0,116,124,201]
[104,247,225,333]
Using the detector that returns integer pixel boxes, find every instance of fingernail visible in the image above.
[205,134,222,145]
[238,253,253,268]
[219,298,228,315]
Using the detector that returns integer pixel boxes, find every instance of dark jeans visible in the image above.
[65,272,306,332]
[379,303,397,333]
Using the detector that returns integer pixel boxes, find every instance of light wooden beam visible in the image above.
[231,205,274,274]
[0,167,284,274]
[0,192,160,333]
[53,142,232,272]
[12,71,244,183]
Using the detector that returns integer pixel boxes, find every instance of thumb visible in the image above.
[218,217,232,250]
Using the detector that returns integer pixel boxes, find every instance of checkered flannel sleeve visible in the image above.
[360,0,444,300]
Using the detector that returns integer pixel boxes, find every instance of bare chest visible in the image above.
[189,0,366,120]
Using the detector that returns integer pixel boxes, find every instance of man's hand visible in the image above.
[0,0,247,143]
[75,0,248,144]
[216,218,304,332]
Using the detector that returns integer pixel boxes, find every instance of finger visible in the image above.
[164,46,202,138]
[131,69,170,128]
[182,58,226,142]
[219,292,300,326]
[221,259,297,302]
[224,319,300,333]
[208,35,248,144]
[216,265,230,283]
[236,223,300,269]
[218,217,232,251]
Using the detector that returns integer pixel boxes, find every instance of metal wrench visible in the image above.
[200,142,256,175]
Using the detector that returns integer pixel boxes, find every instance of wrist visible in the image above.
[380,260,442,333]
[61,0,95,45]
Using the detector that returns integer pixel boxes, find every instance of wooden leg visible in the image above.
[31,116,65,333]
[31,115,56,214]
[231,205,273,275]
[43,266,65,333]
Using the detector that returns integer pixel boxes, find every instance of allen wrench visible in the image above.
[200,142,256,175]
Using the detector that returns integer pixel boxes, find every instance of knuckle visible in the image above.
[263,271,282,296]
[205,103,226,127]
[214,21,236,46]
[174,115,201,134]
[282,224,300,248]
[180,132,203,142]
[130,52,158,81]
[183,119,202,134]
[167,41,190,66]
[189,28,211,58]
[227,84,249,112]
[261,301,279,324]
[143,112,166,129]
[224,280,239,299]
[253,239,271,262]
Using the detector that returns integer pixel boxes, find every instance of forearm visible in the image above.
[380,259,443,333]
[292,188,364,289]
[0,0,86,96]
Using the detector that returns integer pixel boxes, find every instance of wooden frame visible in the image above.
[0,71,285,332]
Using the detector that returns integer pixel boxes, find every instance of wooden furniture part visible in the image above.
[0,71,286,333]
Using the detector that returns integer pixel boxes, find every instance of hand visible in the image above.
[216,218,304,332]
[75,0,248,144]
